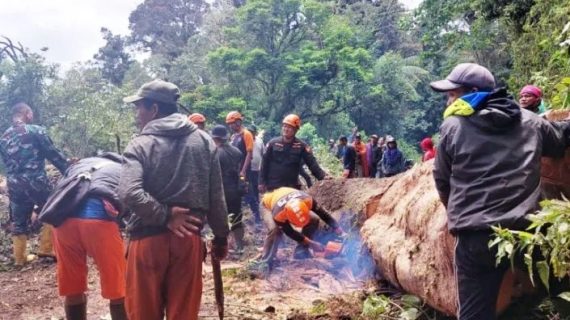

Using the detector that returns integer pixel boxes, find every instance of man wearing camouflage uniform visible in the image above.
[0,103,70,266]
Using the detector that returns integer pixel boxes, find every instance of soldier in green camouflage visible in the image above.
[0,103,70,266]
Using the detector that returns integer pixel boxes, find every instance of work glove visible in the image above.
[334,227,347,239]
[167,207,203,238]
[303,237,324,252]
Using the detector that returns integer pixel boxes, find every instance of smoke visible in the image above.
[312,210,377,281]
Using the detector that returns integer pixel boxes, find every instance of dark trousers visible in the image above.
[454,231,508,320]
[244,170,260,222]
[8,178,51,235]
[226,190,243,231]
[368,164,377,178]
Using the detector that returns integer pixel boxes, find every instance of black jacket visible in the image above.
[343,145,356,171]
[434,89,570,233]
[217,142,243,197]
[39,153,123,226]
[260,137,326,190]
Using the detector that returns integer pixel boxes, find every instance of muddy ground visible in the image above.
[0,190,379,320]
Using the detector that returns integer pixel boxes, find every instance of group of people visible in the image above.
[332,132,430,179]
[0,80,344,319]
[0,60,566,320]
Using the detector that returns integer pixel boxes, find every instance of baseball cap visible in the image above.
[211,125,229,139]
[123,79,181,105]
[430,63,495,92]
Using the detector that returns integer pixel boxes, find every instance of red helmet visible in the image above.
[282,114,301,129]
[226,111,243,124]
[188,113,206,124]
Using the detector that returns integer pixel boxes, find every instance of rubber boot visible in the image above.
[37,224,55,258]
[109,303,128,320]
[65,303,87,320]
[12,235,27,266]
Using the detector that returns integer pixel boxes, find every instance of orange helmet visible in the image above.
[226,111,243,124]
[282,114,301,129]
[188,113,206,124]
[284,199,310,228]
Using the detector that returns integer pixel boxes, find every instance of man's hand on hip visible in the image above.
[167,207,202,238]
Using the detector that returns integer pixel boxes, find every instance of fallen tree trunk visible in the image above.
[310,111,570,315]
[310,164,456,315]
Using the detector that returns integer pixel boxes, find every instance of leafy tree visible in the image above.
[332,0,411,58]
[202,0,378,137]
[93,28,134,86]
[0,39,57,129]
[128,0,209,68]
[45,66,135,157]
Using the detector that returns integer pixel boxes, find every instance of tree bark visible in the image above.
[309,111,570,315]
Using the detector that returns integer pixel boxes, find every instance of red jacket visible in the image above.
[420,138,436,162]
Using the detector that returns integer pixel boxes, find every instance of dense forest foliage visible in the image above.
[0,0,569,159]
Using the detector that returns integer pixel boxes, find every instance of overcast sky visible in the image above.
[0,0,422,69]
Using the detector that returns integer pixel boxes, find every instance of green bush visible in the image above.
[491,199,570,299]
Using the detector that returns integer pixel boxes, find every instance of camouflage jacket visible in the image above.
[0,121,68,190]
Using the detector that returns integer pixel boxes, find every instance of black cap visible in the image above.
[430,63,496,92]
[123,79,181,105]
[211,125,228,139]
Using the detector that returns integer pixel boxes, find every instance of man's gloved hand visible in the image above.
[304,238,325,252]
[167,207,202,238]
[334,227,347,238]
[211,239,228,261]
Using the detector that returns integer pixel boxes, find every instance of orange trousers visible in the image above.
[125,232,204,320]
[52,218,126,299]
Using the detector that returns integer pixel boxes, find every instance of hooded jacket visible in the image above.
[119,113,229,242]
[420,138,436,162]
[434,89,569,233]
[382,141,405,176]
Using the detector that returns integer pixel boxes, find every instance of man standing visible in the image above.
[260,114,328,192]
[247,125,264,224]
[226,111,254,180]
[211,125,245,253]
[40,154,127,320]
[338,136,356,178]
[225,111,254,245]
[0,103,70,266]
[120,79,229,320]
[366,134,380,178]
[335,135,347,160]
[381,136,405,177]
[352,134,368,177]
[431,63,569,320]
